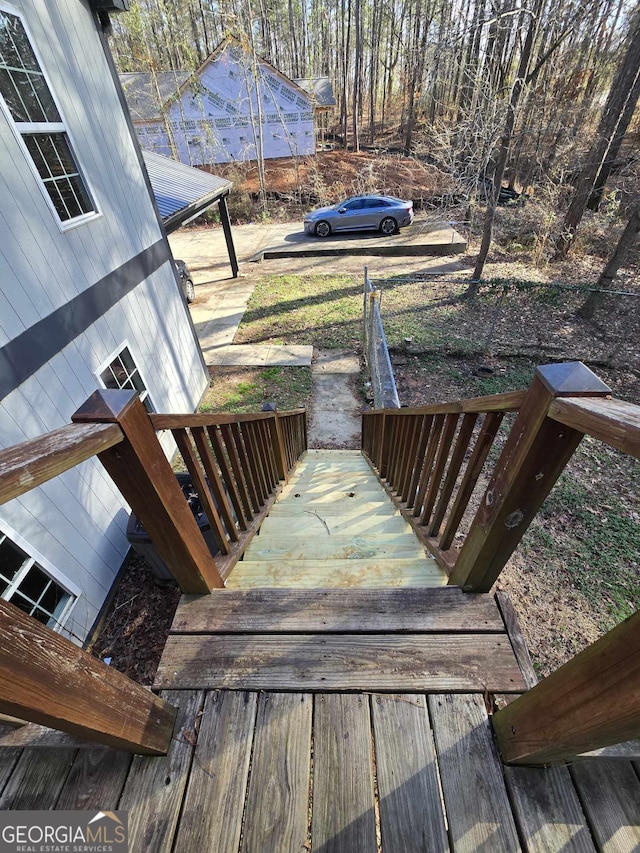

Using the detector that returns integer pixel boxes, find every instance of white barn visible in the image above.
[0,0,209,644]
[121,36,318,166]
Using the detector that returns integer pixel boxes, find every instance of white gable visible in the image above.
[136,41,316,166]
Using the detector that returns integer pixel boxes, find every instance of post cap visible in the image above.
[535,362,611,397]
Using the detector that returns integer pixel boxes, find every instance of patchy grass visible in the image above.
[201,366,313,413]
[236,274,362,349]
[236,270,639,371]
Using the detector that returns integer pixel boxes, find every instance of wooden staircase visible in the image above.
[226,449,447,589]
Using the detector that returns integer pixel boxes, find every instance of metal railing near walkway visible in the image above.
[363,266,401,410]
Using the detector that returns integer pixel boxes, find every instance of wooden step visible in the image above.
[170,588,505,634]
[267,501,396,516]
[279,484,382,500]
[226,558,446,589]
[155,633,526,692]
[258,514,414,536]
[246,534,425,560]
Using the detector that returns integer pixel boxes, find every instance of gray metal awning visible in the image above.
[143,151,238,276]
[143,151,233,233]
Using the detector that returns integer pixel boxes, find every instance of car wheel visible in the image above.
[185,278,195,303]
[315,220,331,238]
[380,217,398,236]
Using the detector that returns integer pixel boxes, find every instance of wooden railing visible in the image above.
[363,360,640,765]
[0,389,307,753]
[362,389,525,576]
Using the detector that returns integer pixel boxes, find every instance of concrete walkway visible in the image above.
[308,350,362,449]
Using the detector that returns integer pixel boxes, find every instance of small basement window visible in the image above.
[0,532,74,629]
[98,344,154,413]
[0,7,97,226]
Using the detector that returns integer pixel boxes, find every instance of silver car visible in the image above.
[303,194,414,238]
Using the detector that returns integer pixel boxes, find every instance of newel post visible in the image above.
[493,609,640,764]
[73,390,223,593]
[449,362,611,592]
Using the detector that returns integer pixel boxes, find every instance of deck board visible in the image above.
[429,694,522,852]
[119,690,203,853]
[372,694,449,852]
[155,633,526,692]
[55,748,132,810]
[570,760,640,852]
[0,746,76,808]
[170,588,505,634]
[173,690,257,853]
[505,765,596,852]
[241,693,312,853]
[312,694,377,853]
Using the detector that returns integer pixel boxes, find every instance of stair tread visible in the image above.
[227,558,446,589]
[170,587,505,633]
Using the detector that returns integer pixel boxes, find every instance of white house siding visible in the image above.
[134,42,315,166]
[0,0,208,642]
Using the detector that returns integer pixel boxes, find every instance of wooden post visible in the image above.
[218,194,239,278]
[493,610,640,765]
[72,390,223,593]
[0,600,176,754]
[449,362,611,591]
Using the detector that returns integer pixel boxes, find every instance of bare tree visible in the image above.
[553,5,640,260]
[577,203,640,319]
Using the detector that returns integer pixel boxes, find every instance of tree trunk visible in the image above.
[577,204,640,318]
[553,7,640,259]
[467,1,542,296]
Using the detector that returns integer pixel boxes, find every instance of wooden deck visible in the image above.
[2,587,639,851]
[1,443,639,850]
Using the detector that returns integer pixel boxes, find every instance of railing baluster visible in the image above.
[221,423,255,517]
[413,415,445,518]
[230,422,260,511]
[405,415,433,510]
[428,413,478,537]
[420,413,459,527]
[190,426,240,543]
[439,412,504,551]
[398,415,421,502]
[241,421,268,505]
[172,428,231,554]
[207,425,249,531]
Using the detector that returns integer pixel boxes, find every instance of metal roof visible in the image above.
[143,151,232,232]
[293,77,336,108]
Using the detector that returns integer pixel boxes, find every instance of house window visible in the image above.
[0,8,96,225]
[0,532,74,629]
[98,345,154,413]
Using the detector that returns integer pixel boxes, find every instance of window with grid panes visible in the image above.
[0,8,96,224]
[0,532,74,629]
[99,345,154,413]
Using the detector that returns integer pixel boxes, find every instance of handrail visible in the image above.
[0,422,123,505]
[151,408,306,430]
[373,389,526,417]
[0,389,308,754]
[548,396,640,459]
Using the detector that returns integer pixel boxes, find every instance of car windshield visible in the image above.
[334,199,351,209]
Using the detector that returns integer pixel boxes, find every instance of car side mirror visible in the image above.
[338,207,347,213]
